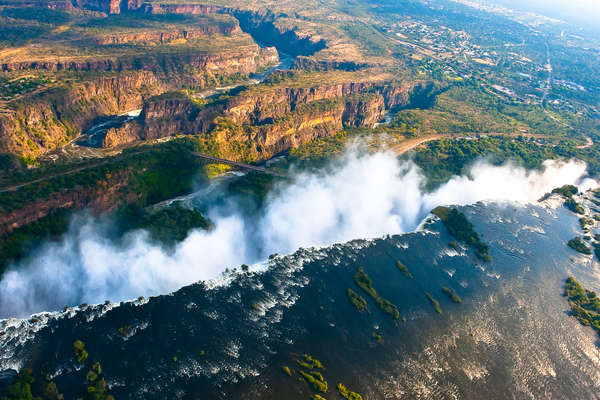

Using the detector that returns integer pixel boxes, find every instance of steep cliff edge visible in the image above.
[0,72,165,159]
[0,140,202,235]
[102,72,428,160]
[0,45,278,159]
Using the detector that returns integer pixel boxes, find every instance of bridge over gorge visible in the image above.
[191,153,286,177]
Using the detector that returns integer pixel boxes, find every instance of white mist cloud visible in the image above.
[0,151,593,318]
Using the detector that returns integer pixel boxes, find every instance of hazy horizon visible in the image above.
[488,0,600,29]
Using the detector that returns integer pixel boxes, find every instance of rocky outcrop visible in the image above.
[93,25,241,45]
[0,45,277,74]
[247,94,385,156]
[101,80,422,160]
[0,168,137,235]
[0,46,278,158]
[55,0,329,57]
[231,10,327,57]
[140,3,225,15]
[0,71,165,157]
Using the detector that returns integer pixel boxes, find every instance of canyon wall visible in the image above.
[0,72,164,157]
[0,46,278,158]
[0,168,137,235]
[93,25,241,45]
[102,80,426,160]
[0,45,277,74]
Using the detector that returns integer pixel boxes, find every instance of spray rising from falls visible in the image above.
[0,151,594,318]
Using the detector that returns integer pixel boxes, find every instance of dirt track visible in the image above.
[390,134,448,155]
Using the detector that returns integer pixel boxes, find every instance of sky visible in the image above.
[491,0,600,28]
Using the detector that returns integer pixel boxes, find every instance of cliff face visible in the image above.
[0,46,278,158]
[93,25,241,45]
[247,94,386,157]
[226,82,380,125]
[140,3,225,15]
[0,45,277,74]
[63,0,328,58]
[232,10,327,57]
[102,80,419,160]
[0,72,165,157]
[0,169,137,235]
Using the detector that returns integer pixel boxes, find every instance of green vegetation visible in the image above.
[0,210,71,275]
[118,325,133,337]
[42,380,62,400]
[300,371,328,393]
[296,354,323,370]
[354,267,400,319]
[592,242,600,262]
[425,292,443,314]
[0,369,40,400]
[282,366,292,376]
[0,76,51,99]
[579,217,594,231]
[0,138,219,276]
[0,139,203,215]
[342,22,396,57]
[337,383,363,400]
[347,288,368,313]
[550,185,585,214]
[224,171,281,207]
[412,137,599,191]
[396,260,413,279]
[564,277,600,336]
[312,395,327,400]
[567,237,592,255]
[565,198,585,214]
[431,206,491,261]
[371,332,383,343]
[118,205,212,245]
[391,82,576,138]
[441,286,462,303]
[84,362,114,400]
[73,340,88,363]
[0,370,63,400]
[552,185,578,198]
[2,340,114,399]
[287,131,353,169]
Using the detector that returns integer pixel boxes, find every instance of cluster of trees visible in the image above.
[425,292,442,314]
[431,206,491,262]
[117,205,211,246]
[567,237,592,255]
[0,138,214,274]
[1,340,113,400]
[0,139,203,214]
[414,136,574,190]
[354,267,400,319]
[396,260,413,279]
[347,288,369,313]
[552,185,585,214]
[564,277,600,335]
[441,286,462,303]
[337,382,363,400]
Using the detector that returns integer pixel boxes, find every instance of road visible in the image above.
[390,134,448,155]
[0,151,284,194]
[0,159,112,194]
[576,136,594,149]
[390,131,549,156]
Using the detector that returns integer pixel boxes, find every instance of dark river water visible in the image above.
[1,199,599,399]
